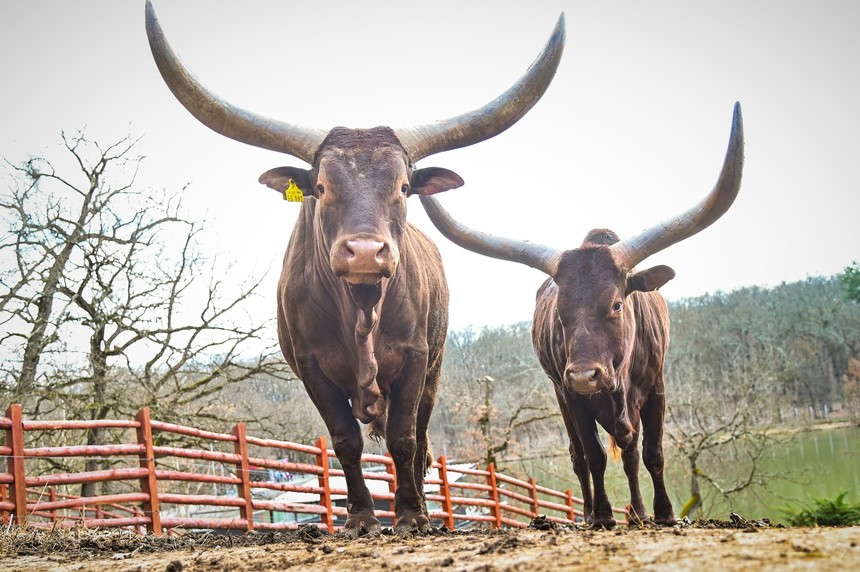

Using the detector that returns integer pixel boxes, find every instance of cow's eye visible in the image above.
[612,301,623,313]
[316,184,325,195]
[401,183,410,194]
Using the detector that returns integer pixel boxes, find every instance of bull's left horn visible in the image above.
[420,195,562,276]
[609,102,745,270]
[145,0,327,164]
[395,13,566,163]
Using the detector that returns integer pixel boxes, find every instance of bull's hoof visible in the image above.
[654,513,678,526]
[394,513,431,536]
[340,515,382,538]
[590,515,617,530]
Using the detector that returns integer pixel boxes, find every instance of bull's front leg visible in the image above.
[386,349,431,536]
[297,360,380,537]
[569,397,615,529]
[620,426,649,524]
[554,385,592,523]
[412,356,443,518]
[641,392,677,525]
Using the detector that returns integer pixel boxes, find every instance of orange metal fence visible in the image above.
[1,404,628,533]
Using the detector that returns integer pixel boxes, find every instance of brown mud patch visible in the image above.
[2,516,859,571]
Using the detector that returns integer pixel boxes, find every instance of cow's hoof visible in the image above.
[340,516,381,538]
[590,516,616,530]
[654,514,678,526]
[394,514,431,536]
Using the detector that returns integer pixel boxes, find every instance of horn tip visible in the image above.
[554,13,567,40]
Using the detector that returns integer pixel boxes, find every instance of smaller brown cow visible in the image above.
[420,103,744,528]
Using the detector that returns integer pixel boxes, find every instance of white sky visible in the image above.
[2,1,859,332]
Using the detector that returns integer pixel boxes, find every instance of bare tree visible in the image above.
[666,397,776,519]
[433,324,559,468]
[1,132,292,495]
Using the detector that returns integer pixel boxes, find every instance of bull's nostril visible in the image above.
[376,243,388,261]
[569,369,597,383]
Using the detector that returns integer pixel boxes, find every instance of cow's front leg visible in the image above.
[621,425,649,524]
[298,361,380,537]
[386,350,430,536]
[570,397,615,529]
[412,355,442,519]
[554,385,592,523]
[641,392,677,526]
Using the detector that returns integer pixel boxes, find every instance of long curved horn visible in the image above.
[420,196,562,276]
[145,0,327,164]
[609,102,745,269]
[395,14,566,163]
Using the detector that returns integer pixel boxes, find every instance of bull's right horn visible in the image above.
[395,14,566,164]
[609,102,745,270]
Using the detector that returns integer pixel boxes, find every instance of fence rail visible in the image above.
[2,404,628,534]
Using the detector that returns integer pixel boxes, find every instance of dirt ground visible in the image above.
[3,516,859,572]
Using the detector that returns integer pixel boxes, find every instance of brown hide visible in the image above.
[531,230,675,528]
[419,104,742,529]
[144,1,566,536]
[261,128,454,535]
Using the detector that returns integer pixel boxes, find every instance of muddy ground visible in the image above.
[3,516,859,571]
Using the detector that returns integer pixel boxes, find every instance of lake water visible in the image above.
[515,426,860,524]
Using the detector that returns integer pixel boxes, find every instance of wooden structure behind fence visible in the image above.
[1,404,628,533]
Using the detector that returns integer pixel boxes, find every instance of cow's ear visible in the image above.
[409,167,464,196]
[626,265,676,295]
[259,167,314,196]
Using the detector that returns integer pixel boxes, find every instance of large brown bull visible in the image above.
[420,103,744,528]
[145,1,564,535]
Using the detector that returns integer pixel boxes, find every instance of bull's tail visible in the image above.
[608,436,622,462]
[366,410,387,442]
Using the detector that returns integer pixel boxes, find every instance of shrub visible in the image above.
[780,491,860,526]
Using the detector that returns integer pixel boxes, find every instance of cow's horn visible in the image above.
[145,0,327,164]
[394,14,566,163]
[609,102,745,270]
[419,196,562,276]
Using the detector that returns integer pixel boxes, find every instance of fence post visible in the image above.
[565,489,576,522]
[135,407,162,535]
[315,436,334,532]
[384,452,396,525]
[0,481,8,524]
[5,404,27,525]
[232,422,255,532]
[436,455,455,531]
[528,477,540,518]
[50,488,58,523]
[487,462,502,529]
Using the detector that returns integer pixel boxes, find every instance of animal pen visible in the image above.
[1,404,628,534]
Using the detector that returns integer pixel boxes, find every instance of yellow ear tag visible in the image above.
[284,179,304,202]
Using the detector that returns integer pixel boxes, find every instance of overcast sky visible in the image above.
[2,1,859,331]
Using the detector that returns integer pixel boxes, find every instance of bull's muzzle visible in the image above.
[564,362,613,395]
[331,236,398,284]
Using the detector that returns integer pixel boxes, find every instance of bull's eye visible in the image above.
[612,301,623,313]
[401,183,410,194]
[316,184,325,195]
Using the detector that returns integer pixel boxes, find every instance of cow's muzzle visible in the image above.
[330,236,398,285]
[564,362,614,395]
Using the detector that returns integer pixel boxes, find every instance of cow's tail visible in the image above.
[365,414,433,474]
[608,436,622,462]
[366,411,387,442]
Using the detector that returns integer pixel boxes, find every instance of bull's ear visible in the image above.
[626,265,676,295]
[259,167,314,196]
[410,167,464,196]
